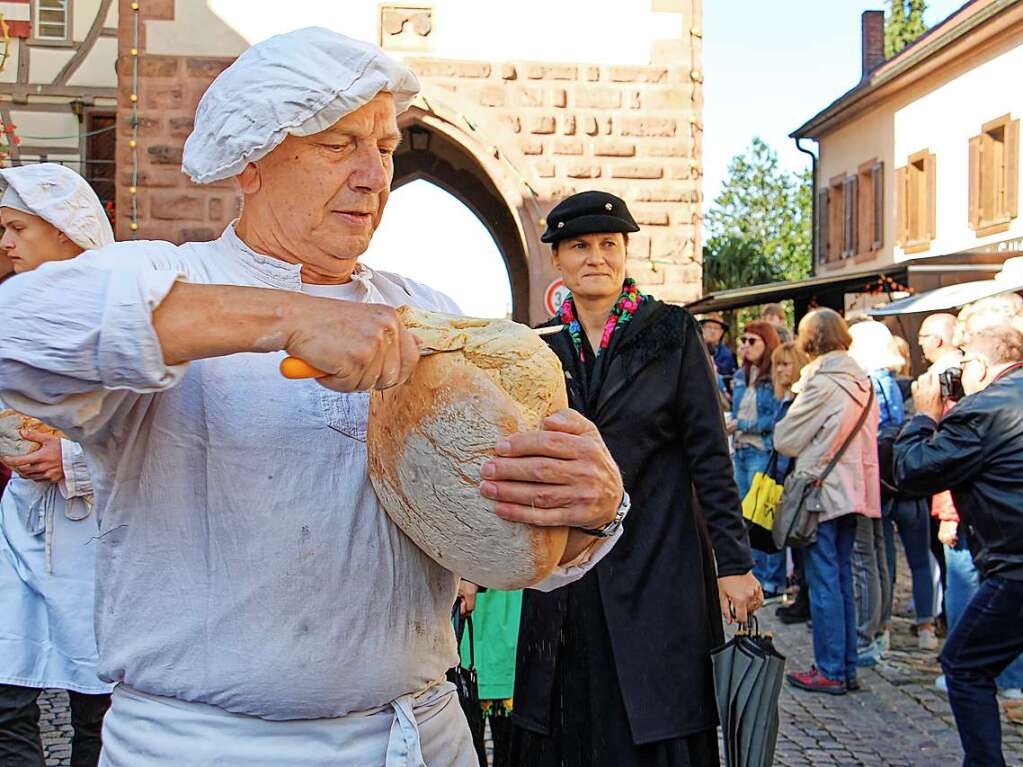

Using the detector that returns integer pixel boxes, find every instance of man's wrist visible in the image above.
[580,490,629,538]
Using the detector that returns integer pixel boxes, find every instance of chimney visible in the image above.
[862,10,886,78]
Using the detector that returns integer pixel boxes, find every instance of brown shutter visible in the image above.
[969,135,982,229]
[816,189,829,265]
[926,153,937,241]
[872,162,884,250]
[895,165,907,246]
[1006,118,1019,220]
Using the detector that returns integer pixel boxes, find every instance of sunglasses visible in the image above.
[741,336,762,346]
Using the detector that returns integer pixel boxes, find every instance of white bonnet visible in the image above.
[0,163,114,250]
[182,27,420,185]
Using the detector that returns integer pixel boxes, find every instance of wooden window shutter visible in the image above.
[969,135,982,229]
[872,162,884,250]
[895,165,907,246]
[925,153,937,241]
[816,189,829,265]
[1006,118,1019,220]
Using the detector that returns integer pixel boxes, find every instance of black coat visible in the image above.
[512,300,754,744]
[895,364,1023,581]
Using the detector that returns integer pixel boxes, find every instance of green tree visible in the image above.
[885,0,928,58]
[703,137,811,296]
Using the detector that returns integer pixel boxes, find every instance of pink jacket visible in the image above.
[774,351,882,522]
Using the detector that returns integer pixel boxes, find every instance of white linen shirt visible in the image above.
[0,224,617,720]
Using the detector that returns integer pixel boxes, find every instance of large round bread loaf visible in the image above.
[367,307,570,589]
[0,409,63,457]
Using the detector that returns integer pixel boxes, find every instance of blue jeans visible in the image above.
[852,516,888,652]
[884,498,936,624]
[733,446,785,592]
[804,515,858,683]
[940,576,1023,767]
[945,537,1023,690]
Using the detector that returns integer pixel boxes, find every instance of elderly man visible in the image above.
[0,164,115,767]
[918,313,961,374]
[0,29,626,766]
[895,325,1023,767]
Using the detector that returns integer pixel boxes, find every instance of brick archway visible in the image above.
[395,103,532,322]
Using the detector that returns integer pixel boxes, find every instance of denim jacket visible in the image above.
[730,367,780,452]
[870,368,905,430]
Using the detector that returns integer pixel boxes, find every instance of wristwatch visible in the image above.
[580,491,631,538]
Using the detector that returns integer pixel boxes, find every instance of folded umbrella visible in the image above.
[711,614,786,767]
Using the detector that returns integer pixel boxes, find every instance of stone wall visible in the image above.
[117,0,703,305]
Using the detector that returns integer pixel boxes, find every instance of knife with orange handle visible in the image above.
[279,325,565,380]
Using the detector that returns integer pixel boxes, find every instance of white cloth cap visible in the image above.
[182,27,420,185]
[0,163,114,251]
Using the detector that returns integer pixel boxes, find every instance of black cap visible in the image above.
[540,191,640,244]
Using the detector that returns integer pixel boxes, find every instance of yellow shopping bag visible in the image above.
[742,471,783,533]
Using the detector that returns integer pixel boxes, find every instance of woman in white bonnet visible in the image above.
[0,162,114,767]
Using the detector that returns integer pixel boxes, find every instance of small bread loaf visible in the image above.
[0,409,63,457]
[368,307,570,589]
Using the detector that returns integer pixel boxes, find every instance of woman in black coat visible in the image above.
[510,192,761,767]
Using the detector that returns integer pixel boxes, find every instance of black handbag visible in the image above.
[773,384,875,549]
[447,599,488,766]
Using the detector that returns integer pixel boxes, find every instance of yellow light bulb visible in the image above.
[129,186,137,194]
[131,2,139,10]
[130,94,138,103]
[131,48,138,56]
[130,222,139,231]
[129,139,137,148]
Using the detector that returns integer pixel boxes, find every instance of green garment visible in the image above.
[459,589,522,701]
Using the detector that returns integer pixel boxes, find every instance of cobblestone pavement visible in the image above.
[37,559,1023,767]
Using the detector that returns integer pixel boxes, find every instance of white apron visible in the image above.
[99,680,478,767]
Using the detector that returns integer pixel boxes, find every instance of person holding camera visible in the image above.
[894,324,1023,767]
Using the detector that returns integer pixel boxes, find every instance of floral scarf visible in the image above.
[556,278,646,361]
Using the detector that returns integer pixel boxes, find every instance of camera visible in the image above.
[939,366,965,401]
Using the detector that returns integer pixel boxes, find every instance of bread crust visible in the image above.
[368,308,569,589]
[0,409,63,458]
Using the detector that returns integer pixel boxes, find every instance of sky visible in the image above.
[368,1,969,317]
[702,0,967,204]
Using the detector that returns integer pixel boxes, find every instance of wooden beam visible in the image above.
[54,0,115,86]
[16,39,29,84]
[5,85,118,100]
[100,27,118,37]
[16,144,81,156]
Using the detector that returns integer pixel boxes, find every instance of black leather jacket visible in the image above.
[894,365,1023,581]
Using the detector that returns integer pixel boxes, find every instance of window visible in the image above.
[855,160,884,257]
[895,150,936,254]
[35,0,69,41]
[969,114,1019,236]
[842,175,858,258]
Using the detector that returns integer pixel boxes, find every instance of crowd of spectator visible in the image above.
[700,293,1023,766]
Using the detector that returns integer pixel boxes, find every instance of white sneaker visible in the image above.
[935,675,948,693]
[918,627,938,651]
[998,688,1023,701]
[876,629,891,655]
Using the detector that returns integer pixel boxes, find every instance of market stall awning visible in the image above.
[685,265,906,314]
[869,257,1023,316]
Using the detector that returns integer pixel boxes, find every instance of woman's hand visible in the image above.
[457,581,479,616]
[1,430,64,483]
[718,571,764,625]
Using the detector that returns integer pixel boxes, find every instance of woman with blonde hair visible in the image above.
[770,342,811,624]
[775,309,881,694]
